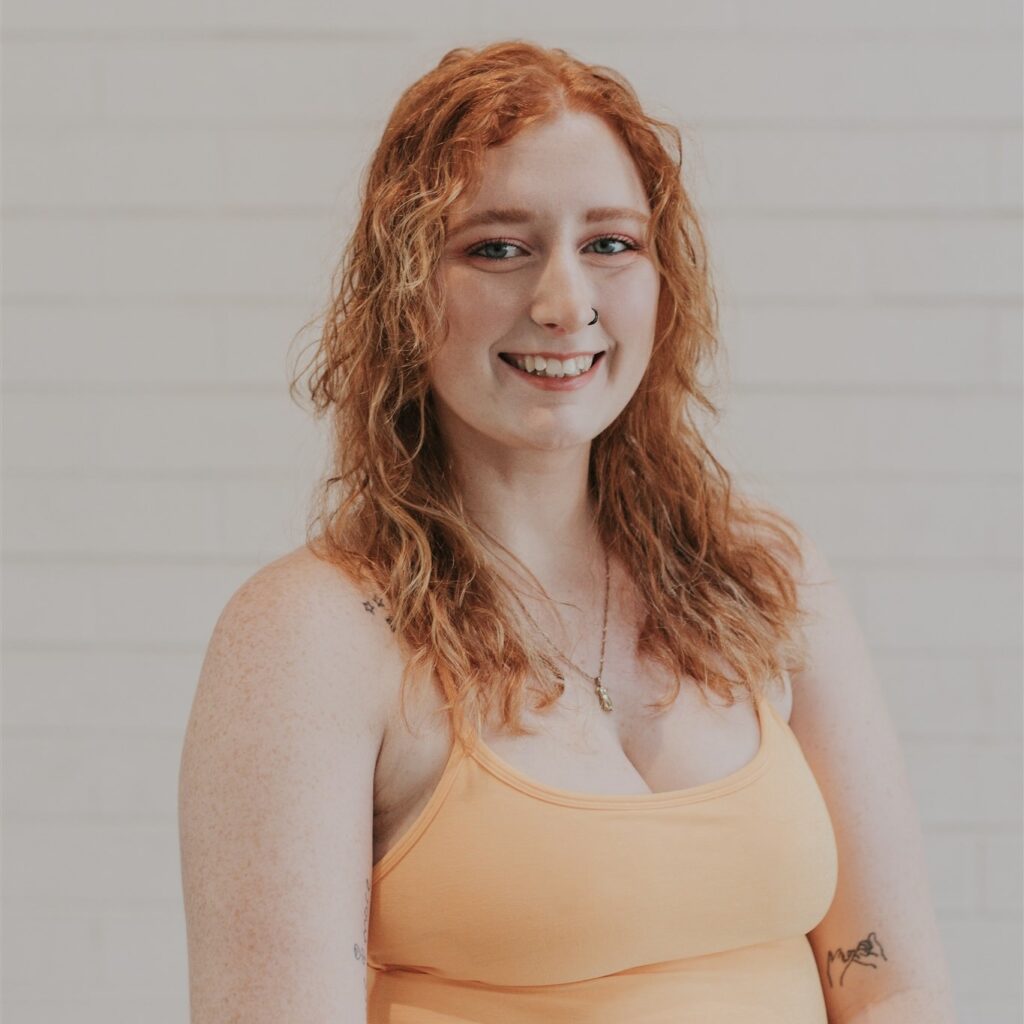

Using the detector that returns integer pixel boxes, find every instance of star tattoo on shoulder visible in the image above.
[361,593,395,632]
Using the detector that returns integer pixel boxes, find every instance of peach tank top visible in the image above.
[367,687,839,1023]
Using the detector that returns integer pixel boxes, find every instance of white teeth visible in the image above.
[510,354,596,378]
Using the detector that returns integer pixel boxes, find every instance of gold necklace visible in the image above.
[521,545,613,713]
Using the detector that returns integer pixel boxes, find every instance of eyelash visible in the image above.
[466,234,641,260]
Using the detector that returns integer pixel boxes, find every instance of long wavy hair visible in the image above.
[288,40,809,751]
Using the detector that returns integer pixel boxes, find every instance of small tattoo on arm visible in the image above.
[362,594,396,632]
[354,876,371,964]
[825,930,887,988]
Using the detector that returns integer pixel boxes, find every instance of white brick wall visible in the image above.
[2,3,1020,1021]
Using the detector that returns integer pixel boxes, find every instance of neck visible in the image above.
[446,449,600,592]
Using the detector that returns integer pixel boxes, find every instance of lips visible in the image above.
[497,349,605,391]
[497,351,606,365]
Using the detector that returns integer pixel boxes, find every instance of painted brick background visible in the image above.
[2,2,1021,1021]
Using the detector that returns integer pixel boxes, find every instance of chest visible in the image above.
[372,649,793,869]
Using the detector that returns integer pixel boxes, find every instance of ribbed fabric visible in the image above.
[367,689,839,1023]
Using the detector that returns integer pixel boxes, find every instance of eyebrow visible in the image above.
[447,205,650,236]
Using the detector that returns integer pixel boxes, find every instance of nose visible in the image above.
[528,244,596,335]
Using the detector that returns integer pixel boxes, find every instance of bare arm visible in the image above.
[178,552,388,1022]
[787,531,958,1023]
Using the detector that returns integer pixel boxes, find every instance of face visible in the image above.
[430,110,660,457]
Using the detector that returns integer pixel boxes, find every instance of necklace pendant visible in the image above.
[595,683,614,713]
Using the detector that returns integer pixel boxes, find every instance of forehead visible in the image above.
[448,111,650,229]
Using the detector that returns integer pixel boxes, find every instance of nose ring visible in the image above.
[588,308,599,326]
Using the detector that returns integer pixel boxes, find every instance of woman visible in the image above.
[178,41,957,1024]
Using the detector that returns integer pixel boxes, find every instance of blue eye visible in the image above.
[466,235,639,261]
[469,239,526,260]
[587,236,637,256]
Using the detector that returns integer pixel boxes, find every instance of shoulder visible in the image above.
[727,495,839,715]
[731,499,879,736]
[196,542,396,752]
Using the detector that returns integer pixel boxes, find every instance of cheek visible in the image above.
[428,342,473,398]
[440,265,517,338]
[427,325,497,409]
[613,266,660,325]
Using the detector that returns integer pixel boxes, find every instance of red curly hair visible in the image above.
[288,39,809,750]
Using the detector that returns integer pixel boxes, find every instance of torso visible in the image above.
[369,552,794,870]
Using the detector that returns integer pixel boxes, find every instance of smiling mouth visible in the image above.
[498,351,606,379]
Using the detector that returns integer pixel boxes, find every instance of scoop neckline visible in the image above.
[467,693,777,809]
